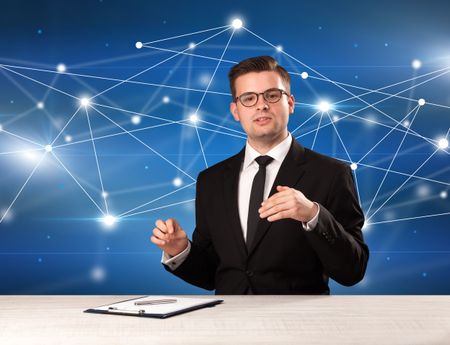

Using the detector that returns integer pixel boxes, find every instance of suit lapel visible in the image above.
[248,139,307,256]
[223,148,248,257]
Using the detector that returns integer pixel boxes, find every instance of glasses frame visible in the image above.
[234,88,290,107]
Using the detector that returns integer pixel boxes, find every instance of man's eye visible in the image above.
[242,94,256,103]
[266,91,280,100]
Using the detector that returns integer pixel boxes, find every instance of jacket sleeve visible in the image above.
[304,164,369,286]
[163,171,219,290]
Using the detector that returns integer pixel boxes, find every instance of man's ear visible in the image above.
[230,102,240,121]
[288,94,295,115]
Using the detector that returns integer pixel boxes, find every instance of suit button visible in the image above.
[246,270,254,277]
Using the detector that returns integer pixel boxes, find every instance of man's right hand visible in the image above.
[150,218,188,257]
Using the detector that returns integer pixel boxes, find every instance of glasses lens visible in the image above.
[264,89,282,103]
[240,92,258,107]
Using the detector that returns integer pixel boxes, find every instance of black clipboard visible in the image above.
[84,296,223,319]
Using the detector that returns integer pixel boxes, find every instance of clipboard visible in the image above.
[84,296,223,319]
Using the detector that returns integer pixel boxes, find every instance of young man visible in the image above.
[151,56,369,294]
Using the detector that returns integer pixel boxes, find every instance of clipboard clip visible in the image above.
[108,307,145,315]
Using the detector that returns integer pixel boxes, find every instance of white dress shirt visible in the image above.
[162,133,320,270]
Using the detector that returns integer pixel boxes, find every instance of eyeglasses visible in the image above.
[235,88,290,107]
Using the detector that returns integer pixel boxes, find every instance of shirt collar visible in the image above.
[243,133,292,170]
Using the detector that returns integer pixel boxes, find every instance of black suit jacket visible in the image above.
[164,139,369,294]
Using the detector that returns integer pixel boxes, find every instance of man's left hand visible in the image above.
[259,185,318,223]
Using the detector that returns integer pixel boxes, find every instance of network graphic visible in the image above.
[0,17,449,293]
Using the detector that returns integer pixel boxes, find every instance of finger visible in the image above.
[276,185,290,192]
[155,219,167,233]
[166,218,177,234]
[153,227,168,241]
[150,235,166,246]
[260,195,292,213]
[262,188,291,205]
[267,210,290,222]
[260,200,292,219]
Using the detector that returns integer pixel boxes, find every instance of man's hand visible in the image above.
[259,185,318,223]
[150,218,189,257]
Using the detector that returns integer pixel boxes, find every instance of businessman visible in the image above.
[151,56,369,294]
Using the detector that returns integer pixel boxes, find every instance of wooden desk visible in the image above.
[0,296,449,344]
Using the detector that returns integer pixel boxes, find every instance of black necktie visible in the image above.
[247,155,274,249]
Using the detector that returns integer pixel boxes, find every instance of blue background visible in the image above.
[0,0,449,294]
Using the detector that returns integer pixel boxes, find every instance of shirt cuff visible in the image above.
[161,241,191,271]
[302,202,320,231]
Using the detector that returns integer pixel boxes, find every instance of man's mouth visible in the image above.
[254,116,272,123]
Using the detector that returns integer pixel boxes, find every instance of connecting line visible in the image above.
[366,148,440,223]
[291,110,321,135]
[366,212,450,226]
[366,105,422,217]
[90,105,196,182]
[325,111,353,163]
[0,63,231,98]
[0,152,47,224]
[305,65,450,109]
[139,53,188,114]
[356,105,420,164]
[192,30,236,169]
[0,148,45,156]
[53,121,184,149]
[144,24,230,44]
[243,26,450,148]
[311,111,324,150]
[0,128,44,148]
[51,152,105,215]
[50,106,82,146]
[91,27,231,100]
[119,199,196,219]
[85,108,109,215]
[0,65,79,101]
[118,181,197,217]
[352,167,362,207]
[144,45,236,64]
[198,119,246,136]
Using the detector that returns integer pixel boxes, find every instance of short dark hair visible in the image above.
[228,56,291,99]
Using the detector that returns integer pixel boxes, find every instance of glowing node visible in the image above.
[64,135,72,143]
[1,208,13,222]
[318,101,331,112]
[276,45,283,52]
[173,177,183,187]
[418,98,426,106]
[189,113,199,123]
[131,115,141,125]
[44,145,53,153]
[350,163,358,171]
[188,42,196,49]
[91,266,106,282]
[102,191,108,199]
[300,72,309,79]
[56,63,66,73]
[231,18,243,29]
[332,115,339,122]
[102,215,117,227]
[438,138,449,149]
[362,224,370,232]
[412,59,422,69]
[135,41,143,49]
[80,97,90,107]
[440,191,448,199]
[0,124,3,131]
[37,101,44,109]
[403,120,410,128]
[162,96,170,104]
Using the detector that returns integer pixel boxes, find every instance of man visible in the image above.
[151,56,369,294]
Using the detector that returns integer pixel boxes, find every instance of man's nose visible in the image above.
[255,94,269,110]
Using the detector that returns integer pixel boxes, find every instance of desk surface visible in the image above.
[0,295,449,345]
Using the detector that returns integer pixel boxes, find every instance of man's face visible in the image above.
[230,71,295,146]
